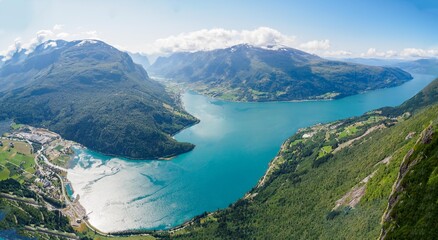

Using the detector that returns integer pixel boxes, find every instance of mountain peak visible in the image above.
[71,39,111,49]
[32,39,68,53]
[0,39,198,159]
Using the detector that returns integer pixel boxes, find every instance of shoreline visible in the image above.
[15,74,422,237]
[64,82,407,236]
[190,82,412,104]
[61,125,297,237]
[183,73,437,107]
[3,125,110,237]
[154,74,415,105]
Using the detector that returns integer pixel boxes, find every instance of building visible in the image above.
[43,179,51,188]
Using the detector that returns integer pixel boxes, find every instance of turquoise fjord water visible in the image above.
[68,74,435,232]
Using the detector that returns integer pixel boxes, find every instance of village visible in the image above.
[0,125,93,234]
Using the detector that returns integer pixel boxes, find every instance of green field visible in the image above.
[290,139,304,147]
[338,125,358,139]
[51,154,71,168]
[366,115,386,124]
[10,123,24,130]
[318,145,333,158]
[0,140,35,182]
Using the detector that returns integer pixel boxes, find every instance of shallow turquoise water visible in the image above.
[67,74,435,232]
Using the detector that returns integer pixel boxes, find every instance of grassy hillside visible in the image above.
[149,44,412,101]
[166,78,438,239]
[0,40,198,159]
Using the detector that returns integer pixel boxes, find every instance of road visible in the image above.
[24,226,79,240]
[0,193,40,207]
[37,146,69,172]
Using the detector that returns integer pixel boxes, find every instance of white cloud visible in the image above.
[53,24,64,31]
[139,27,438,60]
[144,27,296,54]
[359,47,438,59]
[323,50,353,57]
[3,26,335,59]
[2,38,22,60]
[56,32,70,38]
[4,25,436,62]
[1,25,100,59]
[82,30,99,39]
[241,27,295,47]
[360,48,398,58]
[25,29,56,54]
[299,39,330,52]
[399,48,438,58]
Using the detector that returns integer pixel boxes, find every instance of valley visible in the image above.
[0,49,436,239]
[0,7,437,238]
[65,73,435,234]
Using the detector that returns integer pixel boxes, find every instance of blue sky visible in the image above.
[1,0,437,58]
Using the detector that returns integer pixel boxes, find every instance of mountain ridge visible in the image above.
[0,39,198,159]
[149,44,413,101]
[128,51,151,69]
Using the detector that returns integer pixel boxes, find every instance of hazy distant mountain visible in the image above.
[0,40,198,159]
[341,58,405,67]
[128,52,151,69]
[394,58,438,75]
[149,44,413,101]
[344,57,438,75]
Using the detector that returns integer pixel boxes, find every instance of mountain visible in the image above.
[341,58,405,67]
[394,58,438,75]
[381,77,438,116]
[342,58,438,75]
[128,52,151,69]
[166,78,438,239]
[0,39,198,159]
[149,44,413,101]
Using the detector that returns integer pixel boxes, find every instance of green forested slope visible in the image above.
[381,123,438,240]
[0,40,198,159]
[167,79,438,239]
[149,44,412,101]
[381,78,438,116]
[0,179,74,239]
